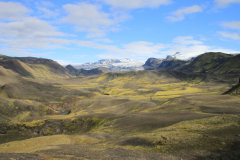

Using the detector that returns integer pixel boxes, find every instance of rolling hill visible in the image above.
[0,55,70,79]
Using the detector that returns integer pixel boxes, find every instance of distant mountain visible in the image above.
[72,58,144,71]
[66,64,78,75]
[76,67,109,76]
[142,58,163,70]
[143,56,188,70]
[0,55,70,79]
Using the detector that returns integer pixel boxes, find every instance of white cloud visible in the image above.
[0,47,38,56]
[94,38,113,43]
[0,2,74,55]
[41,1,55,7]
[55,60,73,66]
[218,21,240,40]
[218,31,240,40]
[0,38,74,49]
[221,21,240,30]
[123,41,165,56]
[166,5,203,22]
[161,36,239,58]
[62,2,130,38]
[76,36,240,60]
[162,44,238,58]
[214,0,240,8]
[0,17,64,39]
[173,36,203,45]
[76,40,164,59]
[38,7,59,18]
[0,2,31,20]
[99,0,172,9]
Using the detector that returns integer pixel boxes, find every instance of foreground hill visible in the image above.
[0,65,94,123]
[0,55,70,79]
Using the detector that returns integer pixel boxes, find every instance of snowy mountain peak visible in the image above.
[167,52,195,61]
[72,58,144,71]
[120,58,132,62]
[97,59,121,65]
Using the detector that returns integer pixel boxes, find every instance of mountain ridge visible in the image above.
[143,52,240,74]
[0,55,70,79]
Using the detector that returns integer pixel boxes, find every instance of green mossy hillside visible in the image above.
[182,52,240,74]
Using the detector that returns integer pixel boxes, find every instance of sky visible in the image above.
[0,0,240,65]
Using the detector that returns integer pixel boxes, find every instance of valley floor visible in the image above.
[0,70,240,160]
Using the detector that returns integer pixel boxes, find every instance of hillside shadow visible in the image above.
[195,141,240,160]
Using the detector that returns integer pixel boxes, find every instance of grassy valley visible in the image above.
[0,53,240,160]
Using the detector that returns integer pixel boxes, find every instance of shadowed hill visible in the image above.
[143,57,188,70]
[0,55,70,79]
[143,58,163,70]
[97,70,181,83]
[76,67,109,76]
[223,78,240,95]
[66,64,78,75]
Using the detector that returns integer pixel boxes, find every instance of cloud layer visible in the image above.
[214,0,240,8]
[219,21,240,40]
[62,2,130,38]
[166,5,203,22]
[99,0,172,9]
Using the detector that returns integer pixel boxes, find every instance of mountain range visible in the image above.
[0,52,239,79]
[143,52,240,74]
[72,58,145,71]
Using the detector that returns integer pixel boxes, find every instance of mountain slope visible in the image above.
[143,57,188,70]
[143,58,163,70]
[181,52,239,74]
[66,64,78,75]
[143,52,240,74]
[0,55,70,79]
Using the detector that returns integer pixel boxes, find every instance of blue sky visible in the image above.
[0,0,240,65]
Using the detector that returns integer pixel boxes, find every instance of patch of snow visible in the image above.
[167,52,195,61]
